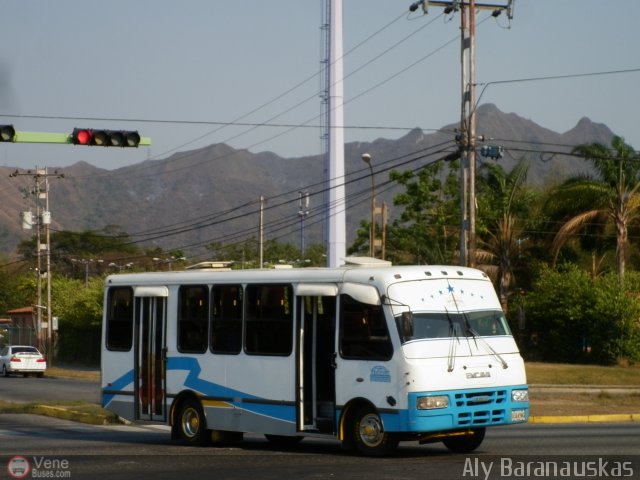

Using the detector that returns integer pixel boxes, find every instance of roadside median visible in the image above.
[0,400,120,425]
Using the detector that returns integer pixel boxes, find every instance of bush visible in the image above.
[520,265,640,365]
[52,276,103,365]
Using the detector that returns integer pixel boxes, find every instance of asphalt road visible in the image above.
[2,374,640,479]
[0,371,100,403]
[1,415,639,480]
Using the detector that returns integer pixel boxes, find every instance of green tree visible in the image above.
[475,160,534,310]
[384,159,460,264]
[0,256,35,314]
[18,227,138,261]
[51,275,103,364]
[206,238,320,268]
[548,136,640,283]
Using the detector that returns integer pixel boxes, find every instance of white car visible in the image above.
[0,345,47,377]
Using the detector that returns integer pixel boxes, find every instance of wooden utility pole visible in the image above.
[408,0,514,267]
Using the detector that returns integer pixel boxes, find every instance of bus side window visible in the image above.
[211,284,243,354]
[339,294,392,360]
[245,284,293,356]
[106,286,134,351]
[177,285,209,353]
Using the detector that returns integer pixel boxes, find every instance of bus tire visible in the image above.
[175,398,210,446]
[442,428,485,453]
[350,406,398,457]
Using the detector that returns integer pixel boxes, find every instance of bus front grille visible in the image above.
[454,390,507,426]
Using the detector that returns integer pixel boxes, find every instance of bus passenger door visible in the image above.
[134,287,168,422]
[297,294,337,434]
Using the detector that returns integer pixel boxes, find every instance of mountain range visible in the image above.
[0,104,615,259]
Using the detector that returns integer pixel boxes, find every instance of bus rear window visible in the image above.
[106,287,134,351]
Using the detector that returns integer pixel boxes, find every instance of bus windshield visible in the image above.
[396,310,511,344]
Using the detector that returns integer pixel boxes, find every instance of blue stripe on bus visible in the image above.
[102,369,135,407]
[102,357,295,423]
[167,357,295,423]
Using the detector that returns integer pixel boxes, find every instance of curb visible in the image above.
[31,404,120,425]
[529,413,640,424]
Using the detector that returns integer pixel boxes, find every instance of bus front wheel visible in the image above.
[175,398,210,446]
[442,428,485,453]
[349,406,399,457]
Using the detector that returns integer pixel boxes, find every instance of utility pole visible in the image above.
[298,191,309,258]
[259,195,265,269]
[408,0,514,267]
[461,0,478,267]
[10,167,64,363]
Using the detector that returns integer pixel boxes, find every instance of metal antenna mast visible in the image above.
[323,0,346,267]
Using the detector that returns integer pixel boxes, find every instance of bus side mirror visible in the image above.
[400,311,414,339]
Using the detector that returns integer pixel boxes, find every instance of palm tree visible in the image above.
[475,160,532,311]
[549,136,640,283]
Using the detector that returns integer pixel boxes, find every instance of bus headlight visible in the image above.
[417,395,449,410]
[512,389,529,402]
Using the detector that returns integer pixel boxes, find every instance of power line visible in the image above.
[474,67,640,114]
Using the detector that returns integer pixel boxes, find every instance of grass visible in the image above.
[525,362,640,385]
[525,362,640,416]
[47,366,99,381]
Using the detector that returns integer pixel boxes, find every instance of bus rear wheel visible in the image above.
[349,406,399,457]
[175,399,210,446]
[442,428,485,453]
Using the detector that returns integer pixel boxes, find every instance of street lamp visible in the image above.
[109,262,134,272]
[361,153,375,258]
[153,256,186,271]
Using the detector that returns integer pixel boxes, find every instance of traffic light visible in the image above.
[0,125,16,142]
[480,145,504,160]
[71,128,141,147]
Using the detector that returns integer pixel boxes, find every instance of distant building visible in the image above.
[3,307,37,346]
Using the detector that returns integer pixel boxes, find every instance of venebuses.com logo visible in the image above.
[6,456,71,478]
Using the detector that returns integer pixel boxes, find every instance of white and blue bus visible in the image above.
[101,258,529,456]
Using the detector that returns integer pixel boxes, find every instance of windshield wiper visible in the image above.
[462,312,508,369]
[444,307,460,372]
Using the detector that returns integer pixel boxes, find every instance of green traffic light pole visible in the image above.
[6,130,151,146]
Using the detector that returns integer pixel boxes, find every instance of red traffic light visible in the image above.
[72,128,93,145]
[0,125,16,142]
[72,128,141,147]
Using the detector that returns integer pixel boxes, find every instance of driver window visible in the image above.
[339,294,392,360]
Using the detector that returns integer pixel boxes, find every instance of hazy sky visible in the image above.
[1,0,638,171]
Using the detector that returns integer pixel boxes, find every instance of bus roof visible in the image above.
[104,262,491,288]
